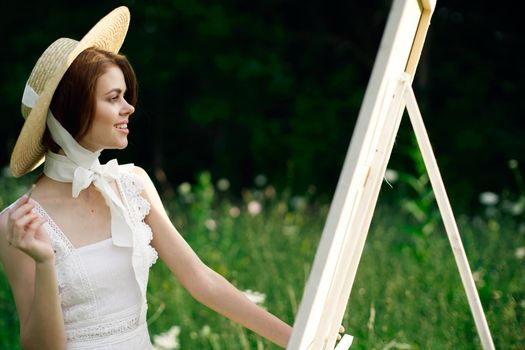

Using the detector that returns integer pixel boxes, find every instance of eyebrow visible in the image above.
[104,88,126,95]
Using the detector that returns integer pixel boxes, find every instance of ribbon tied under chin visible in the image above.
[72,159,121,198]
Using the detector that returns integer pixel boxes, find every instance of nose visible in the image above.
[121,99,135,116]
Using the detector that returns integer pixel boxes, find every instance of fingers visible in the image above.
[7,207,42,247]
[336,325,345,341]
[8,215,47,249]
[9,209,37,239]
[9,202,35,224]
[7,193,34,226]
[7,201,36,235]
[10,194,31,212]
[14,212,40,230]
[21,217,48,244]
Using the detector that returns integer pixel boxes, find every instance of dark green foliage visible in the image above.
[0,0,523,213]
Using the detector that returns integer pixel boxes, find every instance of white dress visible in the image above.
[29,167,159,349]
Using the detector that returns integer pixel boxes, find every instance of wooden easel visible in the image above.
[287,0,495,349]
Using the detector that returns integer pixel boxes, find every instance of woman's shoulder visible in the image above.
[129,165,149,180]
[118,165,149,188]
[126,166,162,204]
[118,165,161,204]
[126,165,153,189]
[117,163,147,180]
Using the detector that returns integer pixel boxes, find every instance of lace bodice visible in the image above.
[31,166,158,349]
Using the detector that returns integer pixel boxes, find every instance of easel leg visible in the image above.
[405,87,495,350]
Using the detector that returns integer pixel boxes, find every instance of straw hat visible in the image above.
[9,6,131,177]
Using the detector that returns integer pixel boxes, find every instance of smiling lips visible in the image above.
[114,123,129,134]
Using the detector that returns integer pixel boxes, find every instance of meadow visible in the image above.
[0,169,523,349]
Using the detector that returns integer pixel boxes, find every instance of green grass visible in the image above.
[0,173,523,349]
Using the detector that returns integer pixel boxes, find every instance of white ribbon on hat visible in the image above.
[22,84,134,247]
[22,84,39,110]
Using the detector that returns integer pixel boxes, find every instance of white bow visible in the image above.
[72,159,120,197]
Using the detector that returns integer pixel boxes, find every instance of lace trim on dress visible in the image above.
[32,202,100,321]
[66,304,140,343]
[33,203,74,262]
[118,170,158,267]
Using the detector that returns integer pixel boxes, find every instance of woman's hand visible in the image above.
[6,195,53,264]
[337,325,346,340]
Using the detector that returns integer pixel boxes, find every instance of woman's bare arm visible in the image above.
[0,196,66,350]
[133,166,293,348]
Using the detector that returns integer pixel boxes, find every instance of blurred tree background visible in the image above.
[1,0,523,213]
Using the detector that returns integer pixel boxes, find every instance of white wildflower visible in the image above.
[178,182,192,195]
[291,196,307,211]
[472,270,485,287]
[479,192,499,206]
[472,271,481,282]
[153,325,181,350]
[205,219,217,231]
[247,200,262,216]
[510,201,524,216]
[384,169,399,184]
[515,247,525,260]
[200,325,211,337]
[229,206,240,218]
[243,289,266,305]
[216,178,230,191]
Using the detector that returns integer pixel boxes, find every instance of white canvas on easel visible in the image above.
[286,0,495,349]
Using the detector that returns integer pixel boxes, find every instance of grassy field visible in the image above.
[0,171,523,349]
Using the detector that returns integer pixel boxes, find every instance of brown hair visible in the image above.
[43,47,137,152]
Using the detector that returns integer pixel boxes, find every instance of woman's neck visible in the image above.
[33,173,101,204]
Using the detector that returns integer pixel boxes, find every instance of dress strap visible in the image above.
[114,166,158,325]
[116,168,157,267]
[31,200,75,262]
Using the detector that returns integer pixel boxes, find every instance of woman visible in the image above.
[0,7,300,349]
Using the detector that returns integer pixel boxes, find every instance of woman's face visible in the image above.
[79,65,135,152]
